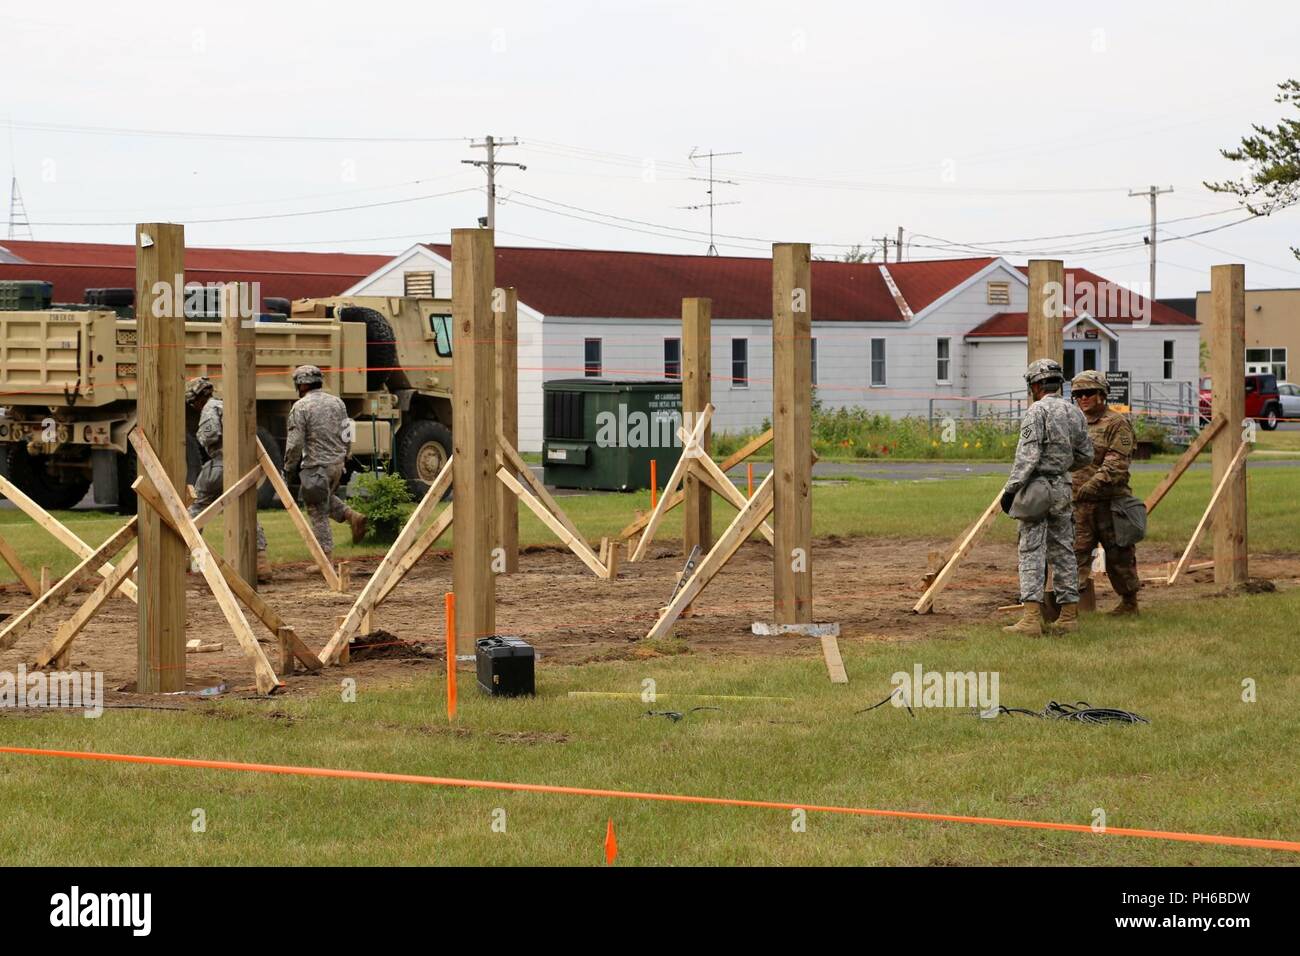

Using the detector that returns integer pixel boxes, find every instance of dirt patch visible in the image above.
[1,537,1297,704]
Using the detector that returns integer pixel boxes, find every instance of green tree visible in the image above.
[1206,79,1300,258]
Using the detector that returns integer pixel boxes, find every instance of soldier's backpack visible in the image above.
[1110,495,1148,547]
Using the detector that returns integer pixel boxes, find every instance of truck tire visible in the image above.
[339,306,399,391]
[395,419,452,499]
[262,296,291,316]
[115,447,138,515]
[5,445,91,511]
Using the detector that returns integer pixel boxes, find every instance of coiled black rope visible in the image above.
[983,699,1150,724]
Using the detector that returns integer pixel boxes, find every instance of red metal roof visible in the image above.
[0,240,391,303]
[426,244,997,321]
[1009,265,1194,329]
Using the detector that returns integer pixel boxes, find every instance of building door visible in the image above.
[1063,342,1101,390]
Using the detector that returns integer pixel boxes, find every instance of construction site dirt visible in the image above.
[2,536,1295,705]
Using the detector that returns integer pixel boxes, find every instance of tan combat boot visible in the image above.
[1054,602,1079,633]
[1108,593,1139,616]
[256,550,274,584]
[1002,601,1044,637]
[349,509,368,545]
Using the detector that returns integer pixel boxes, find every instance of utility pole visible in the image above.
[873,235,892,262]
[463,136,526,231]
[683,147,740,256]
[1129,185,1173,301]
[896,226,903,263]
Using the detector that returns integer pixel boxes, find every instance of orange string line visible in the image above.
[1,745,1296,853]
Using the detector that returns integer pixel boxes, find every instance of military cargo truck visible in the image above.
[0,291,455,513]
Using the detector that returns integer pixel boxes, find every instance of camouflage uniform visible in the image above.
[283,385,353,553]
[189,397,267,551]
[1004,393,1094,605]
[1073,406,1142,599]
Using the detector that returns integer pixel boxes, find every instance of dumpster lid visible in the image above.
[544,378,682,393]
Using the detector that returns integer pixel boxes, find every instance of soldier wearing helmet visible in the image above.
[185,376,272,582]
[283,365,366,560]
[1000,358,1094,636]
[1071,369,1141,615]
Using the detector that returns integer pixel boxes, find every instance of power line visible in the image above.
[27,187,481,228]
[8,120,472,145]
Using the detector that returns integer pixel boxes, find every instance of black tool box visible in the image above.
[476,636,536,697]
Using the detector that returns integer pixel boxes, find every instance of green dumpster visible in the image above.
[543,379,684,491]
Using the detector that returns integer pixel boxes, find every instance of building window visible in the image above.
[987,281,1010,305]
[1162,340,1175,380]
[870,337,887,386]
[664,337,681,380]
[936,337,951,383]
[1246,347,1287,380]
[810,337,818,385]
[1108,340,1119,374]
[584,338,602,378]
[731,338,749,389]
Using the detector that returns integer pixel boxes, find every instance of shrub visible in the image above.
[348,471,414,542]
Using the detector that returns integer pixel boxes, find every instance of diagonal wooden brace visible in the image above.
[631,406,714,562]
[497,468,608,578]
[131,432,282,695]
[32,542,139,669]
[319,456,454,665]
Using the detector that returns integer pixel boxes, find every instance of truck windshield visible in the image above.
[430,314,453,357]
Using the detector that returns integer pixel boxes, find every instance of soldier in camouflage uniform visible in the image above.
[282,365,366,560]
[1001,359,1094,636]
[1070,369,1141,615]
[185,377,272,583]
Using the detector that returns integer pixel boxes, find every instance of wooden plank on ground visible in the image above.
[1145,415,1225,514]
[132,433,281,695]
[258,439,341,591]
[821,635,848,685]
[914,492,1002,614]
[319,457,454,665]
[1169,441,1249,585]
[32,543,139,669]
[0,473,138,602]
[646,472,775,642]
[497,468,608,578]
[0,519,137,651]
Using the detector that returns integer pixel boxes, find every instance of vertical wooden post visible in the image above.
[495,286,519,574]
[221,282,258,588]
[1027,259,1065,369]
[136,222,187,693]
[681,297,713,554]
[772,243,813,624]
[1210,264,1248,586]
[451,228,497,654]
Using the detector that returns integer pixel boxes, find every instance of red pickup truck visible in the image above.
[1199,373,1284,430]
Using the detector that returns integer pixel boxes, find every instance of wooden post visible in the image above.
[221,282,258,588]
[1210,264,1248,586]
[1026,259,1065,368]
[495,287,519,573]
[681,297,713,554]
[772,243,813,624]
[136,222,187,693]
[451,228,497,654]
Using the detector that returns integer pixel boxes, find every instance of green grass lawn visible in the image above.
[2,464,1296,585]
[1,585,1296,865]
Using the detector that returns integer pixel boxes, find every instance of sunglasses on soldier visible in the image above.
[1072,389,1103,401]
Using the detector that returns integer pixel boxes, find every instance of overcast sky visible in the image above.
[4,0,1298,296]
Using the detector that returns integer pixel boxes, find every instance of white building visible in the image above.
[346,245,1201,451]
